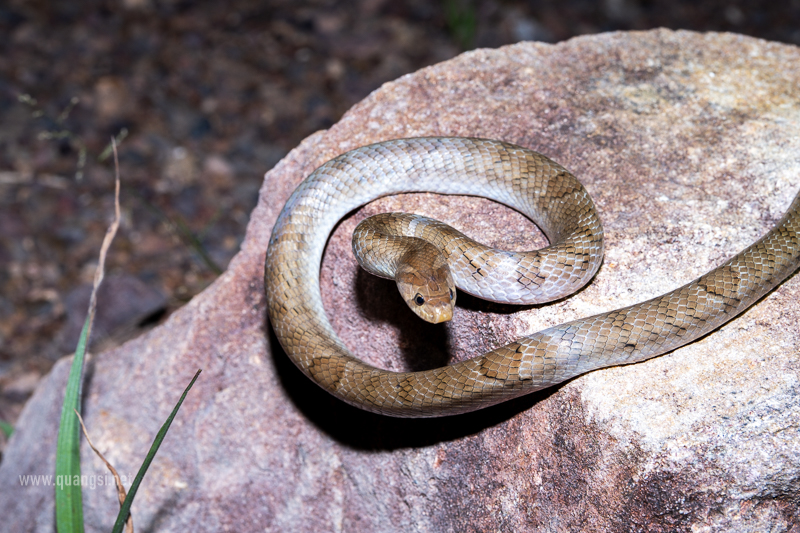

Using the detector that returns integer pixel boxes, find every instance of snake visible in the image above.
[264,137,800,418]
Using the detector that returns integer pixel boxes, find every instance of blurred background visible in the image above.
[1,0,799,447]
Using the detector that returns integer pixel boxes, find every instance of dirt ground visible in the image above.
[1,0,798,452]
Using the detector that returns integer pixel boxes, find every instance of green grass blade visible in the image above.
[0,420,13,438]
[55,144,121,532]
[110,369,201,533]
[55,318,90,533]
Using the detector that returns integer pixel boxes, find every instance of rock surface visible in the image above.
[2,29,799,532]
[56,274,167,354]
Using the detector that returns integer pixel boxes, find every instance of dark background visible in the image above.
[1,0,799,445]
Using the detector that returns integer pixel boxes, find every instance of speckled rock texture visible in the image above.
[2,30,799,532]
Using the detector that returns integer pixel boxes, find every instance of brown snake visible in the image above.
[264,137,800,418]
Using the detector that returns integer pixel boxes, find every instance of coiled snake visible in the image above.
[264,137,800,418]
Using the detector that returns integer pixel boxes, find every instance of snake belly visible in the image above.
[264,137,800,418]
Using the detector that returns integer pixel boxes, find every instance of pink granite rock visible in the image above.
[2,30,799,532]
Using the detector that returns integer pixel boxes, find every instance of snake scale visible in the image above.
[264,137,800,418]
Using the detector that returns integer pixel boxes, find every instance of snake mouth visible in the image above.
[400,294,454,323]
[428,304,453,324]
[416,292,454,323]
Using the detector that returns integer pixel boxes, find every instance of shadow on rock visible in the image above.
[353,267,452,372]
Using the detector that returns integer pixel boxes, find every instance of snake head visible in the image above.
[395,248,456,324]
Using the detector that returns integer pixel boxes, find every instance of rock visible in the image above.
[94,76,136,123]
[56,274,167,355]
[2,29,799,532]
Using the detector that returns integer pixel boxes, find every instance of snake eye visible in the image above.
[449,288,454,300]
[414,293,425,306]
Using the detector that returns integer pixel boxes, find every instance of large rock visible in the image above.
[2,30,799,532]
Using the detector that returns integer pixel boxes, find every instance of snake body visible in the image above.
[264,137,800,418]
